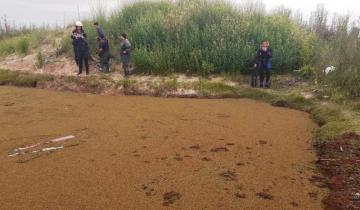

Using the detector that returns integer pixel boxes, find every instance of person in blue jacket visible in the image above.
[71,21,90,75]
[93,22,105,38]
[253,40,272,88]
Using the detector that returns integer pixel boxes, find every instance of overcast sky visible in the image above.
[1,0,360,27]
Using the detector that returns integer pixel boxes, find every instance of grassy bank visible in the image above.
[1,69,357,146]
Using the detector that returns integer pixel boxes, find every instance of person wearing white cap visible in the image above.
[71,21,90,75]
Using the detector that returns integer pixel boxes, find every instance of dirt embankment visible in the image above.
[0,86,327,210]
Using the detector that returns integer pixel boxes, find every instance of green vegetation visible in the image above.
[197,80,238,97]
[77,0,360,100]
[0,30,62,56]
[1,0,359,100]
[0,69,53,87]
[117,78,137,89]
[85,0,301,74]
[55,36,73,56]
[16,37,30,55]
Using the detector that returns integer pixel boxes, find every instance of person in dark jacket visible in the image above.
[93,22,105,38]
[119,33,131,77]
[96,34,110,73]
[253,40,272,88]
[71,21,85,66]
[71,21,90,75]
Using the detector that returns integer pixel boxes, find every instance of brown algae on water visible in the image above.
[0,86,326,210]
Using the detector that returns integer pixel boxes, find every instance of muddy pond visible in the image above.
[0,87,326,209]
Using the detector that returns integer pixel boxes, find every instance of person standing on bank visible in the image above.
[93,22,105,38]
[119,33,131,77]
[71,21,85,66]
[97,34,110,73]
[253,40,272,88]
[71,21,90,75]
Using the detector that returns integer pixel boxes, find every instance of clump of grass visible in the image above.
[272,93,312,111]
[314,121,353,146]
[60,75,114,93]
[310,107,345,126]
[118,78,137,89]
[0,39,16,56]
[163,77,179,91]
[351,102,360,112]
[307,105,354,146]
[196,80,237,97]
[16,37,30,55]
[0,69,18,85]
[0,69,53,87]
[235,87,276,102]
[55,36,73,56]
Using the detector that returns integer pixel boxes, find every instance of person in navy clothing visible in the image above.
[71,21,90,75]
[253,40,272,88]
[97,34,110,73]
[93,22,105,38]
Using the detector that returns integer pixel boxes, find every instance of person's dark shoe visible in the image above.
[77,72,82,75]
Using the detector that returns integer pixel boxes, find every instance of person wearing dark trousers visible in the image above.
[71,21,86,66]
[97,35,110,73]
[71,21,90,75]
[251,63,259,87]
[254,40,272,88]
[77,46,90,75]
[119,33,131,77]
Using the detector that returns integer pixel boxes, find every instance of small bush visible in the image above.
[324,67,360,98]
[35,51,45,69]
[0,39,16,56]
[131,49,155,74]
[16,37,30,55]
[298,65,316,80]
[56,36,73,56]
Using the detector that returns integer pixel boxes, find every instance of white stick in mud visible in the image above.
[8,153,20,157]
[15,143,41,152]
[9,135,75,156]
[47,135,75,143]
[42,146,64,152]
